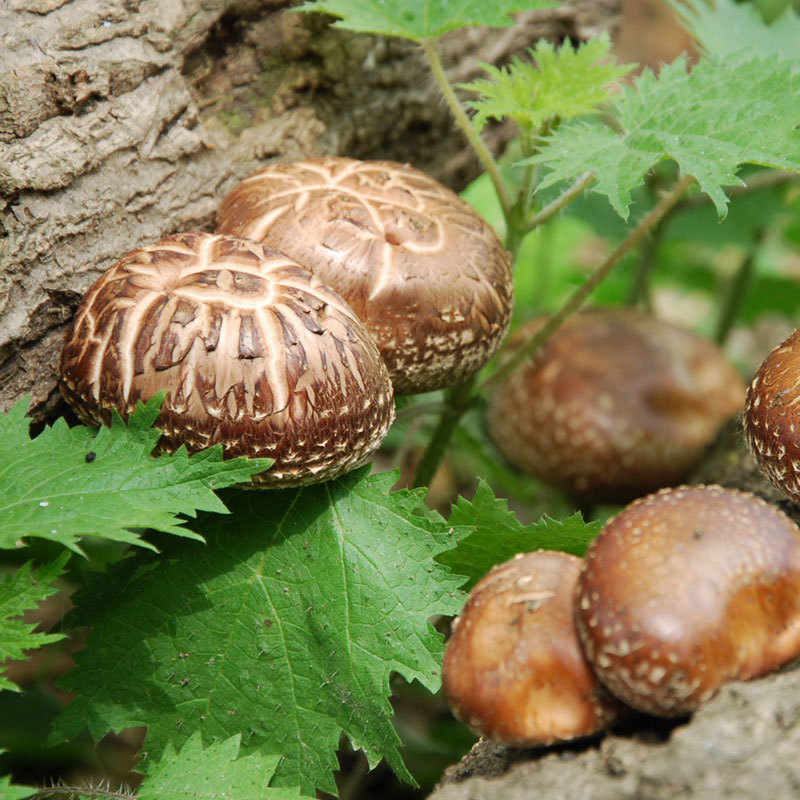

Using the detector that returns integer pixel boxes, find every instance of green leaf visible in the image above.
[0,775,35,800]
[460,35,634,135]
[139,733,313,800]
[437,480,601,590]
[0,554,69,691]
[52,469,469,796]
[297,0,558,42]
[526,54,800,219]
[671,0,800,63]
[0,396,272,553]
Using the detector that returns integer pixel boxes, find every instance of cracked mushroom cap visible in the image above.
[744,327,800,503]
[487,308,745,502]
[59,232,395,487]
[576,485,800,717]
[215,157,513,395]
[442,551,621,747]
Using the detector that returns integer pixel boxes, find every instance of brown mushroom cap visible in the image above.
[59,232,395,487]
[576,485,800,717]
[215,157,514,395]
[487,308,745,501]
[744,328,800,502]
[442,551,620,747]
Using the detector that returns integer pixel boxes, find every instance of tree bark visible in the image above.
[0,0,621,423]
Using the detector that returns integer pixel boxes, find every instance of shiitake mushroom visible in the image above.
[487,308,745,502]
[442,551,621,746]
[59,232,395,487]
[216,157,514,395]
[576,485,800,717]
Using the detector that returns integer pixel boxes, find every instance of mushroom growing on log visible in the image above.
[215,157,514,395]
[59,232,395,487]
[442,551,620,746]
[575,485,800,717]
[487,308,746,501]
[744,327,800,503]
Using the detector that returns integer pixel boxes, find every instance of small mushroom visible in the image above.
[576,485,800,717]
[487,308,745,501]
[744,327,800,502]
[215,157,514,395]
[59,232,395,487]
[442,551,620,747]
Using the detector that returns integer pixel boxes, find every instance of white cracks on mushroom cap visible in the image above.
[59,232,395,488]
[216,157,513,395]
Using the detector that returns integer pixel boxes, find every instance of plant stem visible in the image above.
[420,38,512,219]
[31,784,134,800]
[411,378,478,489]
[395,400,452,422]
[626,216,667,310]
[479,172,697,394]
[715,227,765,345]
[524,171,595,232]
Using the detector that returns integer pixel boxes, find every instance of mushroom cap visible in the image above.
[215,157,514,395]
[59,232,395,487]
[442,550,620,747]
[744,328,800,502]
[486,308,745,501]
[576,485,800,717]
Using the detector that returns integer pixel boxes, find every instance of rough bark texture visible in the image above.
[0,0,620,423]
[429,418,800,800]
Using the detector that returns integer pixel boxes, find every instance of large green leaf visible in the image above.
[139,733,313,800]
[297,0,557,41]
[438,480,600,590]
[52,469,469,796]
[526,55,800,219]
[0,396,271,553]
[0,554,68,691]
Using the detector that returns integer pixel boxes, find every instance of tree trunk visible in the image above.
[0,0,621,423]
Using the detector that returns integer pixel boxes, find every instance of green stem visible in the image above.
[479,173,697,394]
[395,401,451,422]
[626,216,667,310]
[420,38,512,220]
[518,135,539,217]
[411,378,478,489]
[715,227,765,345]
[504,129,542,257]
[523,171,595,232]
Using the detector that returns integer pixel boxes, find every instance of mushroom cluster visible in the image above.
[59,158,513,487]
[442,485,800,746]
[487,308,745,501]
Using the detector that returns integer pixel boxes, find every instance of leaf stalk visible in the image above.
[420,38,513,219]
[479,172,697,394]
